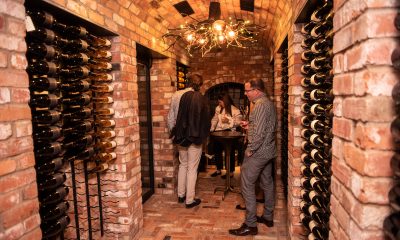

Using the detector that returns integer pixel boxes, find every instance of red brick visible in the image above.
[0,33,26,52]
[0,104,31,122]
[0,191,20,213]
[0,87,11,104]
[365,0,400,8]
[22,182,38,200]
[333,25,352,54]
[354,122,394,150]
[18,227,42,240]
[333,73,354,96]
[6,18,25,37]
[0,122,12,140]
[23,214,40,232]
[1,199,39,229]
[351,173,392,204]
[0,0,26,19]
[14,120,32,137]
[0,50,7,68]
[333,117,354,141]
[0,168,36,193]
[354,67,397,97]
[0,136,33,159]
[353,9,398,41]
[15,152,35,170]
[342,96,394,122]
[332,156,352,186]
[352,203,390,229]
[10,53,27,70]
[0,70,28,87]
[1,222,24,240]
[0,158,17,175]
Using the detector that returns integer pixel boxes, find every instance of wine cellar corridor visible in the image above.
[0,0,398,239]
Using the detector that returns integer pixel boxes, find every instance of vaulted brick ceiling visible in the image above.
[146,0,292,52]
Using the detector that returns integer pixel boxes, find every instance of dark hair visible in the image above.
[218,93,234,116]
[247,79,265,92]
[188,73,203,91]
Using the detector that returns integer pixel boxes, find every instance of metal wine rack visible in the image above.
[176,62,189,90]
[25,3,118,239]
[299,1,334,239]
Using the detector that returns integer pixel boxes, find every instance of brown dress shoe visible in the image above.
[229,223,258,236]
[257,216,274,227]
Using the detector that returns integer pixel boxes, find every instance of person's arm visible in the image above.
[231,107,243,128]
[210,106,219,131]
[167,94,177,132]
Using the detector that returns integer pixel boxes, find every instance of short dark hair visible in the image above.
[188,73,203,91]
[246,79,265,92]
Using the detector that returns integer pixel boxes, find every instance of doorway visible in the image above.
[137,45,155,202]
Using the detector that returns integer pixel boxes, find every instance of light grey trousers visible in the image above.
[240,155,275,227]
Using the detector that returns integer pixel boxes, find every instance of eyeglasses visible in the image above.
[244,89,255,93]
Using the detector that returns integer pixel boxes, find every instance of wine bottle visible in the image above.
[59,66,90,78]
[308,205,329,224]
[310,20,332,39]
[301,50,316,62]
[26,10,67,32]
[60,53,89,66]
[310,134,326,148]
[30,94,59,108]
[88,162,109,173]
[38,172,66,191]
[92,96,113,104]
[301,141,313,153]
[95,119,116,128]
[87,49,112,61]
[64,134,93,150]
[88,60,112,72]
[310,119,329,133]
[35,141,62,157]
[301,176,312,190]
[178,77,185,83]
[32,110,61,125]
[301,153,313,166]
[30,77,60,92]
[36,157,63,174]
[94,108,115,116]
[310,89,333,102]
[96,130,116,139]
[62,121,93,136]
[301,35,316,49]
[62,93,91,107]
[87,34,112,49]
[391,117,400,145]
[311,104,332,117]
[383,212,400,240]
[311,38,332,54]
[390,153,400,177]
[90,73,113,82]
[310,163,329,178]
[61,80,90,92]
[301,188,311,202]
[389,183,400,210]
[60,39,89,53]
[301,165,312,178]
[40,201,69,222]
[301,129,314,139]
[300,212,311,227]
[27,43,58,60]
[300,200,311,213]
[65,25,88,38]
[68,147,95,161]
[62,108,92,120]
[26,28,57,44]
[41,215,70,239]
[309,190,329,209]
[97,152,117,162]
[39,185,69,205]
[301,103,312,114]
[301,64,315,76]
[301,116,313,128]
[310,72,333,86]
[310,149,327,163]
[91,84,114,93]
[301,90,311,101]
[27,61,59,76]
[310,176,329,194]
[309,220,329,239]
[33,126,61,140]
[310,56,332,71]
[301,21,317,36]
[310,1,333,22]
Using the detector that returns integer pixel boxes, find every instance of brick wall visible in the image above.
[190,46,273,95]
[0,0,42,239]
[328,0,397,239]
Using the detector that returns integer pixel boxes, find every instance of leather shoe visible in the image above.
[257,216,274,227]
[210,171,221,177]
[178,196,186,203]
[229,223,258,236]
[185,198,201,208]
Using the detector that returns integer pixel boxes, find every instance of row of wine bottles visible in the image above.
[281,49,289,198]
[177,62,189,90]
[299,1,334,239]
[384,12,400,240]
[27,8,116,239]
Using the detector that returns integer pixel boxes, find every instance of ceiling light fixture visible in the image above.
[163,1,265,57]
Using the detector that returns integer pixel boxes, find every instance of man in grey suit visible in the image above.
[229,79,277,236]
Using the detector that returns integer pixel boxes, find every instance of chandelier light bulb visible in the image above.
[227,30,236,39]
[212,20,226,33]
[217,35,225,43]
[185,32,195,42]
[199,38,207,45]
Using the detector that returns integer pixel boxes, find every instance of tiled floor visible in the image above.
[140,166,288,240]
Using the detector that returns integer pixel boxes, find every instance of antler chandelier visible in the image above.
[162,1,264,57]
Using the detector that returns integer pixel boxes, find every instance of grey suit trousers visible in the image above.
[241,155,275,227]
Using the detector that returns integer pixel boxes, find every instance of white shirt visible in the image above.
[167,87,193,131]
[210,105,242,131]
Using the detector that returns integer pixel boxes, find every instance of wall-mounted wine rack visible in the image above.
[281,48,289,199]
[299,1,333,239]
[176,62,189,90]
[25,1,118,239]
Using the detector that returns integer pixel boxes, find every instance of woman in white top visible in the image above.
[210,93,242,178]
